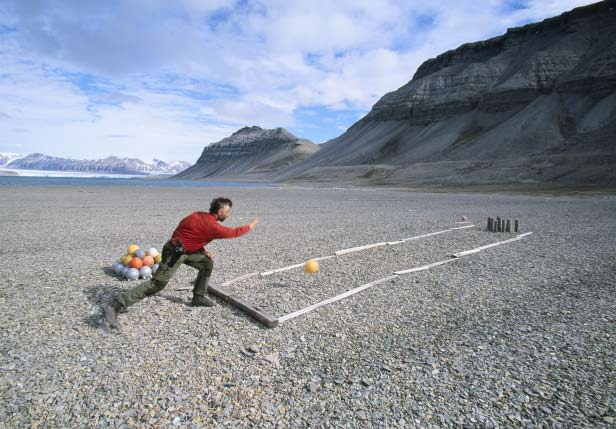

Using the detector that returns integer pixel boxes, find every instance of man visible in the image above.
[103,197,259,330]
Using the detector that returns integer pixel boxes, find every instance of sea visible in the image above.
[0,175,273,188]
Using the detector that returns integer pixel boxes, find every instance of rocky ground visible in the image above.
[0,185,614,428]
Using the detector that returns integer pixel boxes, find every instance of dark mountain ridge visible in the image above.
[278,0,616,187]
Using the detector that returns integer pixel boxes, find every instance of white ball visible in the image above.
[126,268,140,280]
[152,264,159,274]
[112,262,123,274]
[134,249,146,259]
[139,266,152,278]
[146,247,159,257]
[121,266,130,277]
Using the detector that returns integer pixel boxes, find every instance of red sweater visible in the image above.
[171,211,250,253]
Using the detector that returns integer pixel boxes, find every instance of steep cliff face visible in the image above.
[175,126,319,180]
[281,1,616,187]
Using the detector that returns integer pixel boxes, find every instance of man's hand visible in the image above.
[249,216,260,230]
[202,249,213,259]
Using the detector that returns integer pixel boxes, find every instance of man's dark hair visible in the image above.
[209,197,233,214]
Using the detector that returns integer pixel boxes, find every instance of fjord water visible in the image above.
[0,176,273,187]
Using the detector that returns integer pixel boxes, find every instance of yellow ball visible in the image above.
[154,254,162,264]
[304,259,319,274]
[121,254,133,266]
[127,244,139,255]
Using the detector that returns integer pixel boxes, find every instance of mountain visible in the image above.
[0,153,191,175]
[175,126,319,180]
[0,153,27,167]
[280,1,616,188]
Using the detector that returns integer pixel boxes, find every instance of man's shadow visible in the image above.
[83,283,126,330]
[84,273,195,331]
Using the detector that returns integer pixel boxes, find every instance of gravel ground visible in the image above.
[0,185,615,428]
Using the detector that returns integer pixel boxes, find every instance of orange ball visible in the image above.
[129,257,143,269]
[304,259,319,274]
[142,255,155,267]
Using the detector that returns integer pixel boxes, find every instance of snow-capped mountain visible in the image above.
[0,152,191,175]
[0,152,27,167]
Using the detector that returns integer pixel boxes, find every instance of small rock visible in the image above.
[247,344,260,354]
[360,378,373,387]
[263,354,279,365]
[241,349,255,357]
[307,382,319,393]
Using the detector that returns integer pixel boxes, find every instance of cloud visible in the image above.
[89,92,142,107]
[0,0,599,160]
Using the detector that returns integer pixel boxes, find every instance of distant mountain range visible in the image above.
[0,153,191,176]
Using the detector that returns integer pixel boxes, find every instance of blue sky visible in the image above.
[0,0,597,163]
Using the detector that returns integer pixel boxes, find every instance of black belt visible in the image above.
[167,240,185,267]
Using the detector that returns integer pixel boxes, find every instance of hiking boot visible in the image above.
[102,302,121,330]
[191,295,215,307]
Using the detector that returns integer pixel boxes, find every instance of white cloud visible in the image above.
[0,0,599,161]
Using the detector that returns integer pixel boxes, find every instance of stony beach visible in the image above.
[0,184,615,428]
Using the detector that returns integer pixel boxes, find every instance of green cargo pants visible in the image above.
[115,240,213,309]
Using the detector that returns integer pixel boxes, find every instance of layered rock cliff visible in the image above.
[280,1,616,187]
[175,126,319,180]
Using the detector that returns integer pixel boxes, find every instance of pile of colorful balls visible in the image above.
[111,244,162,281]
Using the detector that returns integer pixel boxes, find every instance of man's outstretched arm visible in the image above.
[211,216,259,239]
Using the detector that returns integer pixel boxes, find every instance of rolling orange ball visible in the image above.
[142,255,155,267]
[304,259,319,274]
[129,257,143,269]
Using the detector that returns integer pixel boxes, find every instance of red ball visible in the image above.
[129,257,143,269]
[142,256,155,267]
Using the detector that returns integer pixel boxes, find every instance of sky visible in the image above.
[0,0,599,163]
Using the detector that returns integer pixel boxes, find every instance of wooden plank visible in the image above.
[260,263,305,277]
[402,229,450,241]
[393,257,458,275]
[208,283,279,328]
[335,242,387,256]
[260,255,336,277]
[221,272,259,286]
[452,232,533,258]
[449,224,475,230]
[175,272,259,291]
[277,275,399,324]
[401,224,474,242]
